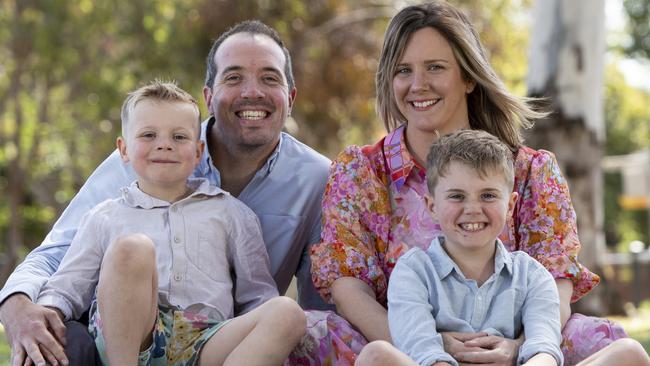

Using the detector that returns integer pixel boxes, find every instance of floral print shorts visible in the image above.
[89,300,228,366]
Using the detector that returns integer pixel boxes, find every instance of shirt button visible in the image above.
[174,273,182,281]
[174,236,181,244]
[170,206,177,213]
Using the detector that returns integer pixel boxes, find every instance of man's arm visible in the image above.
[0,150,134,366]
[0,150,133,304]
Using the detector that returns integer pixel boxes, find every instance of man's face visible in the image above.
[203,32,296,152]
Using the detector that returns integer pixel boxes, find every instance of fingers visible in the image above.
[33,331,68,366]
[40,346,61,366]
[451,331,489,342]
[11,346,25,366]
[455,348,499,364]
[24,342,46,366]
[464,335,500,348]
[45,310,67,346]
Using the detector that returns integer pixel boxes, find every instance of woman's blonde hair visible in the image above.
[376,1,546,149]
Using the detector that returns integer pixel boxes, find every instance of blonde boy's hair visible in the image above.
[426,129,515,195]
[120,80,200,138]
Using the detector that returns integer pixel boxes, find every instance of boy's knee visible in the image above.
[356,341,394,366]
[610,338,650,362]
[104,234,156,270]
[266,296,306,336]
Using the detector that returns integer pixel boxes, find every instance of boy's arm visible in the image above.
[518,262,564,366]
[36,208,106,321]
[388,251,458,366]
[230,204,279,315]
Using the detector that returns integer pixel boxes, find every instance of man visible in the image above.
[0,20,331,366]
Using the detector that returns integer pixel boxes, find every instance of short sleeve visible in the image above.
[507,148,600,302]
[310,146,392,303]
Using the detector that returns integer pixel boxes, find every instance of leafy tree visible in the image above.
[623,0,650,59]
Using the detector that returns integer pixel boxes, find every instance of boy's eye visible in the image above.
[481,193,497,200]
[139,132,155,139]
[174,134,188,141]
[448,194,464,200]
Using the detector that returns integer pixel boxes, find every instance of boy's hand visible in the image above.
[0,294,69,366]
[455,334,521,366]
[441,331,488,357]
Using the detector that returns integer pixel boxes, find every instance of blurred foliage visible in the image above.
[0,0,541,284]
[603,63,650,251]
[623,0,650,59]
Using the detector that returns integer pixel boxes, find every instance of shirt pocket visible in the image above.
[186,230,230,283]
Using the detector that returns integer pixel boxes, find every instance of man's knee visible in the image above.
[64,320,100,366]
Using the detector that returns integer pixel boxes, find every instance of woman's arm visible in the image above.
[332,277,391,342]
[556,278,573,328]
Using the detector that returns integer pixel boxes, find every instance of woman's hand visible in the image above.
[451,333,522,366]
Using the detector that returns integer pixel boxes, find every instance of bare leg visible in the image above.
[355,341,419,366]
[576,338,650,366]
[198,296,306,366]
[97,234,158,366]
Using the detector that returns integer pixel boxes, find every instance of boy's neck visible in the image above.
[137,181,192,203]
[442,240,497,286]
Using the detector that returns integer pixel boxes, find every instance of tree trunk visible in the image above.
[526,0,607,314]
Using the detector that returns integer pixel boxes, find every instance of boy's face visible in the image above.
[117,100,203,195]
[426,161,518,254]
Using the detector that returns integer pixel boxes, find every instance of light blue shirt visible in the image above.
[1,117,332,311]
[37,179,278,321]
[388,237,563,366]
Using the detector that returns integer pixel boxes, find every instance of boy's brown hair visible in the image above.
[426,129,515,195]
[120,79,200,138]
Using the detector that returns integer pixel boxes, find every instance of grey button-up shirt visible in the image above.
[37,178,278,321]
[388,237,563,366]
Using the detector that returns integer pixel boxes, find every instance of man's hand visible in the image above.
[0,294,69,366]
[454,334,522,366]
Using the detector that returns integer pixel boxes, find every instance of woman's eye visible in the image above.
[428,64,443,71]
[396,67,411,75]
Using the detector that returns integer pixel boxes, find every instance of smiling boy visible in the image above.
[386,129,563,366]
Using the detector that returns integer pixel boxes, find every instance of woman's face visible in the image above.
[392,27,474,137]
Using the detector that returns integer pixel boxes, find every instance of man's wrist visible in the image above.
[0,292,30,322]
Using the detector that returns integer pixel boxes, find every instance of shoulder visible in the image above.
[515,146,560,172]
[396,247,431,269]
[331,136,388,179]
[281,132,331,167]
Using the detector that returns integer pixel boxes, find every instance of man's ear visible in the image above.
[116,136,129,163]
[203,86,213,114]
[424,194,437,220]
[287,87,297,115]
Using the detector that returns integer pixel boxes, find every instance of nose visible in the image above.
[156,136,173,151]
[463,199,482,214]
[410,69,429,93]
[241,79,265,99]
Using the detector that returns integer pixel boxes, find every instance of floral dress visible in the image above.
[310,125,626,365]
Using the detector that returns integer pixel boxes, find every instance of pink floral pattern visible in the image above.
[310,126,623,362]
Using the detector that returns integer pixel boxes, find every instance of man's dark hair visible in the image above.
[204,20,295,91]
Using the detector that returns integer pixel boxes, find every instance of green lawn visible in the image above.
[0,315,648,365]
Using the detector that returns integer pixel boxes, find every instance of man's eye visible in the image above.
[224,74,241,83]
[263,75,280,84]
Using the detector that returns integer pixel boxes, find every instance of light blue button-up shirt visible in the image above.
[1,117,332,311]
[388,237,563,366]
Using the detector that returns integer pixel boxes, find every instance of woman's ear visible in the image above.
[466,79,476,94]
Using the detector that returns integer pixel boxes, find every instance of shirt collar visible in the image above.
[197,116,283,179]
[122,178,225,209]
[384,124,425,191]
[427,236,513,279]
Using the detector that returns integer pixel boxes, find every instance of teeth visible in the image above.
[412,100,437,108]
[460,223,486,232]
[238,110,267,120]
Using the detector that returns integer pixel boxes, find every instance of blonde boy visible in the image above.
[387,130,563,366]
[36,80,306,365]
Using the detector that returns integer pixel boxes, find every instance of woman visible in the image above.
[311,2,644,365]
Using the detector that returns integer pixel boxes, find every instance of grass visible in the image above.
[0,312,648,365]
